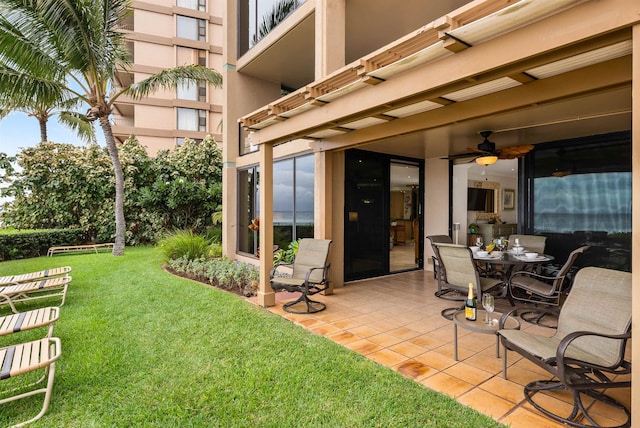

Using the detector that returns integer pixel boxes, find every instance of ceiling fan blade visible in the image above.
[441,152,478,160]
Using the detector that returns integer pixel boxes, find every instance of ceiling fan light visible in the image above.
[476,156,498,166]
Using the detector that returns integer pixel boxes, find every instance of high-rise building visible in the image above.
[112,0,224,154]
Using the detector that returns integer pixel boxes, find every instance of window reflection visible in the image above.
[238,0,306,56]
[237,154,314,256]
[531,133,631,271]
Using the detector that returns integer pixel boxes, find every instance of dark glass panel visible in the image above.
[344,150,389,280]
[295,154,314,239]
[530,132,631,272]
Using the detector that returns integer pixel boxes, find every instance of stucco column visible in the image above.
[257,143,275,307]
[314,150,334,294]
[315,0,345,79]
[221,0,238,259]
[631,22,639,428]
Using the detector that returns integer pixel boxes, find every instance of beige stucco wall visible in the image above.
[139,136,175,154]
[134,42,174,69]
[135,105,175,129]
[135,10,173,36]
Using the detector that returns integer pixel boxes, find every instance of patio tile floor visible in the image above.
[252,270,631,427]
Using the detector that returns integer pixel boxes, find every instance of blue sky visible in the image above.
[0,111,105,157]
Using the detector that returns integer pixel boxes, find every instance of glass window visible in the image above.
[295,154,314,239]
[177,80,197,100]
[177,15,206,41]
[177,108,206,131]
[530,133,631,272]
[273,159,294,249]
[239,124,258,155]
[237,154,314,256]
[177,0,205,11]
[176,47,206,66]
[238,168,258,254]
[238,0,306,56]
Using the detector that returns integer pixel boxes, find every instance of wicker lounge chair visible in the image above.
[499,267,631,427]
[0,267,71,287]
[0,276,71,313]
[270,239,332,314]
[0,337,62,427]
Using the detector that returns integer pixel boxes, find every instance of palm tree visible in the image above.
[0,0,222,255]
[0,90,96,143]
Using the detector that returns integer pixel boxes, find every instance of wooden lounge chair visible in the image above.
[270,239,332,314]
[0,276,71,313]
[0,337,62,427]
[499,267,631,427]
[0,267,71,287]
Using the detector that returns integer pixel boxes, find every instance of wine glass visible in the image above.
[482,294,495,325]
[476,236,483,249]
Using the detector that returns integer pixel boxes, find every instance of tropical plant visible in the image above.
[0,0,222,255]
[158,230,211,262]
[1,137,223,245]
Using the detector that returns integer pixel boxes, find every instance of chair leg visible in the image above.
[282,293,326,314]
[524,379,631,428]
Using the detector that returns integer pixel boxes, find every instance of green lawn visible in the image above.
[0,247,504,427]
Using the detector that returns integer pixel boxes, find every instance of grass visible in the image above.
[0,247,504,427]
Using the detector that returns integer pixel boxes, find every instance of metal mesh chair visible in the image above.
[508,246,589,327]
[270,239,332,314]
[499,267,631,427]
[432,243,503,319]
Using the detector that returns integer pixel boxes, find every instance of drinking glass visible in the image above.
[476,237,483,249]
[482,294,495,325]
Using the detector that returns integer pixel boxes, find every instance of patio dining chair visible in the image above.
[426,235,452,291]
[508,245,589,328]
[270,239,332,314]
[0,276,71,313]
[432,243,503,318]
[499,267,631,427]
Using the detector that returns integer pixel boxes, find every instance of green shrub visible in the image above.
[159,230,211,261]
[167,256,259,296]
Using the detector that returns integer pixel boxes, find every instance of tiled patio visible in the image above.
[254,270,631,428]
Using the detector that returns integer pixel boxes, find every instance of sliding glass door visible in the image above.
[344,150,423,281]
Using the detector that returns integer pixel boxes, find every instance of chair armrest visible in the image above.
[270,263,293,278]
[556,330,632,375]
[304,264,329,284]
[510,270,565,283]
[499,308,519,329]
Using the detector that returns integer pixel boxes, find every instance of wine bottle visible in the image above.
[465,283,477,321]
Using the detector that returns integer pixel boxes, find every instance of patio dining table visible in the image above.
[473,250,555,296]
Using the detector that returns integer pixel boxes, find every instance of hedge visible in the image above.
[0,228,85,261]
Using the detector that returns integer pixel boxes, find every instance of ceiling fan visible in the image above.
[444,131,534,164]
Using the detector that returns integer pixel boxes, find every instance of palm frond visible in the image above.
[119,65,222,101]
[0,66,70,108]
[57,111,98,144]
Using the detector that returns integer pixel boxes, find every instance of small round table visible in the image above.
[452,309,520,361]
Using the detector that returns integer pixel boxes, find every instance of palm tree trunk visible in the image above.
[99,117,126,256]
[39,117,47,142]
